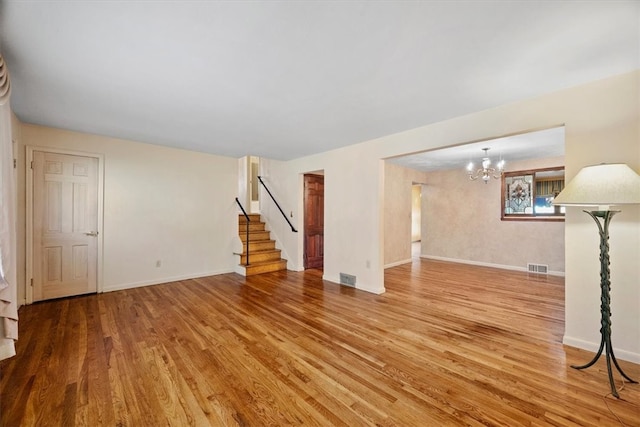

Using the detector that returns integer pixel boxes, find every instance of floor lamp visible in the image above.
[553,163,640,398]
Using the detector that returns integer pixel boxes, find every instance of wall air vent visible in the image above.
[527,263,549,274]
[339,273,356,287]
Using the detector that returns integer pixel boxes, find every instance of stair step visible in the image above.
[239,230,271,242]
[242,259,287,276]
[239,214,261,223]
[243,240,276,252]
[238,249,282,264]
[239,222,266,232]
[235,214,286,276]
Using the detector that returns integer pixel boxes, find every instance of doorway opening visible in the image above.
[384,125,565,276]
[411,184,422,258]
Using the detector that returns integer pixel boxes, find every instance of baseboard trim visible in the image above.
[233,264,246,276]
[384,258,413,269]
[103,269,235,293]
[322,274,340,286]
[421,255,565,277]
[563,336,640,364]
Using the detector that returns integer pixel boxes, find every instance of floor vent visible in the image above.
[527,263,549,274]
[340,273,356,287]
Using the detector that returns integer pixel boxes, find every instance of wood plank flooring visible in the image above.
[1,259,639,426]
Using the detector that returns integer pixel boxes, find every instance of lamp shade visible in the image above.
[553,163,640,207]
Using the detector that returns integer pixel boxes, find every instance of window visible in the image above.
[501,167,564,221]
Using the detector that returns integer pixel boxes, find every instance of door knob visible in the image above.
[85,231,99,237]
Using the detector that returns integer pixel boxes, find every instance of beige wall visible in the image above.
[11,111,25,306]
[422,156,565,273]
[11,112,25,306]
[267,71,640,361]
[17,124,238,300]
[383,162,428,267]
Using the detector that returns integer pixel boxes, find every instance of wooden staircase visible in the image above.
[237,214,287,276]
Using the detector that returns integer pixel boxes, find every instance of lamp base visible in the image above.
[571,335,638,399]
[571,210,637,398]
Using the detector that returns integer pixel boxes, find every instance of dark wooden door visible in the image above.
[304,174,324,269]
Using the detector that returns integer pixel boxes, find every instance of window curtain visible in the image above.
[0,54,18,361]
[536,179,564,197]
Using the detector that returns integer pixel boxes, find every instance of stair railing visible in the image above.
[257,176,298,233]
[235,197,250,266]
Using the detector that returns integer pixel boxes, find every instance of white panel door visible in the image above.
[32,151,98,301]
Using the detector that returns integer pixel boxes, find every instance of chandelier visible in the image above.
[467,148,505,183]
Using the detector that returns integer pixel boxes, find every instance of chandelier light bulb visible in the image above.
[466,147,504,183]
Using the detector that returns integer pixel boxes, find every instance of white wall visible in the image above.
[267,71,640,361]
[18,124,239,293]
[422,156,565,274]
[262,151,385,292]
[258,158,303,271]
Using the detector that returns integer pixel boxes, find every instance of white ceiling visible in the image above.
[1,1,638,160]
[388,126,565,172]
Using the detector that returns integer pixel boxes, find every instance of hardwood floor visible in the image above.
[1,259,639,426]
